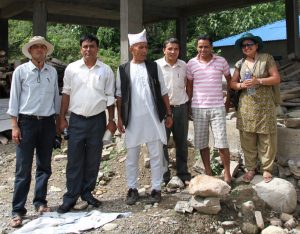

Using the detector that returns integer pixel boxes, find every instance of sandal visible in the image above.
[263,171,273,183]
[36,204,51,215]
[10,215,22,228]
[242,170,256,183]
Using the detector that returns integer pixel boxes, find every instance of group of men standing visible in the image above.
[7,29,231,227]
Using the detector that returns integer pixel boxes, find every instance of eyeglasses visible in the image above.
[242,43,255,48]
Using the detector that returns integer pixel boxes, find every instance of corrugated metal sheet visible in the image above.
[213,17,300,47]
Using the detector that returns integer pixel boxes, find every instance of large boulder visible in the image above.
[251,176,297,213]
[189,175,231,197]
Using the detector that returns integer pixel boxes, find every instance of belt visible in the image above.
[19,114,54,120]
[71,112,104,119]
[170,103,187,108]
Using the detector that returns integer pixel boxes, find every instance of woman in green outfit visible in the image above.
[230,33,281,183]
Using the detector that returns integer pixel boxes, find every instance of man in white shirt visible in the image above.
[116,29,173,205]
[156,38,191,185]
[58,34,116,213]
[7,36,59,228]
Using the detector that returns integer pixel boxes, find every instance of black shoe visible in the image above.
[126,188,139,205]
[84,196,102,208]
[57,203,74,214]
[148,189,161,204]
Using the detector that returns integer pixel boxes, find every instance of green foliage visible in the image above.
[8,20,32,61]
[210,148,222,176]
[8,0,285,65]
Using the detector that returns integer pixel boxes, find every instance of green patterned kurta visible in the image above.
[236,53,277,134]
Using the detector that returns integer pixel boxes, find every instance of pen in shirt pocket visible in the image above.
[46,77,50,83]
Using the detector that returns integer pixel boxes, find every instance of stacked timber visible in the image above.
[278,60,300,128]
[0,50,13,98]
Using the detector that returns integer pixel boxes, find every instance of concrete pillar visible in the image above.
[285,0,300,58]
[33,0,47,37]
[120,0,143,64]
[176,17,187,62]
[0,19,9,57]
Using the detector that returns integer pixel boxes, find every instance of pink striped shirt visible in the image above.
[187,54,230,108]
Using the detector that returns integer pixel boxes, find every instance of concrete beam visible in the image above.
[32,0,47,37]
[0,1,32,18]
[120,0,143,64]
[46,2,120,20]
[176,17,187,62]
[0,19,8,56]
[285,0,300,58]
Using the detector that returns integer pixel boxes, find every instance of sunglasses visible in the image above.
[242,42,255,48]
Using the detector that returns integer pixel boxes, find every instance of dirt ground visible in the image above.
[0,133,273,234]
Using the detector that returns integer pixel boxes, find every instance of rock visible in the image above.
[241,201,255,215]
[0,134,8,145]
[269,217,282,227]
[62,147,68,154]
[167,176,185,189]
[189,196,221,214]
[285,118,300,128]
[118,156,126,163]
[251,176,297,213]
[189,175,231,197]
[48,186,62,192]
[102,223,118,231]
[288,159,300,177]
[241,222,259,234]
[138,188,146,197]
[280,213,294,222]
[261,225,285,234]
[254,211,264,229]
[221,221,237,228]
[283,218,296,229]
[102,149,111,161]
[73,201,88,210]
[98,172,104,180]
[192,160,205,174]
[174,201,193,213]
[54,154,67,161]
[144,157,150,168]
[216,227,225,234]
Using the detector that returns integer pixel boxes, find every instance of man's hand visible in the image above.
[12,126,21,144]
[165,116,173,128]
[59,118,68,132]
[107,120,117,134]
[117,118,125,134]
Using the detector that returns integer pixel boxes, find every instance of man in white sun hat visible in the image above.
[7,36,60,228]
[116,29,173,205]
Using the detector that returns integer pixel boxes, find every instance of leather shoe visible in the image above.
[57,203,74,214]
[84,196,102,208]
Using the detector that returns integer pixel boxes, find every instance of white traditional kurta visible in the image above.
[116,62,168,148]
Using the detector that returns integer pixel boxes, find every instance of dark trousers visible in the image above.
[12,115,55,216]
[62,112,106,206]
[163,103,191,182]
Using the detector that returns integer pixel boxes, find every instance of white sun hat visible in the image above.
[22,36,54,59]
[128,29,147,47]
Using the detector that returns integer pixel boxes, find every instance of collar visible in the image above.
[196,53,216,64]
[28,60,49,71]
[79,58,102,68]
[161,57,181,67]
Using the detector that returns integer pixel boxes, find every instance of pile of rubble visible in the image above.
[278,59,300,128]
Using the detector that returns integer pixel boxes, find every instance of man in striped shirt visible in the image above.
[186,35,232,184]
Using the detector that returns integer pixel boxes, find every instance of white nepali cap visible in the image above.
[128,29,147,46]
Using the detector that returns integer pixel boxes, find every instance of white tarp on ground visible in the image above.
[0,98,10,132]
[13,210,131,234]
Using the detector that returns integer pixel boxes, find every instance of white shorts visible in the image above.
[192,107,229,150]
